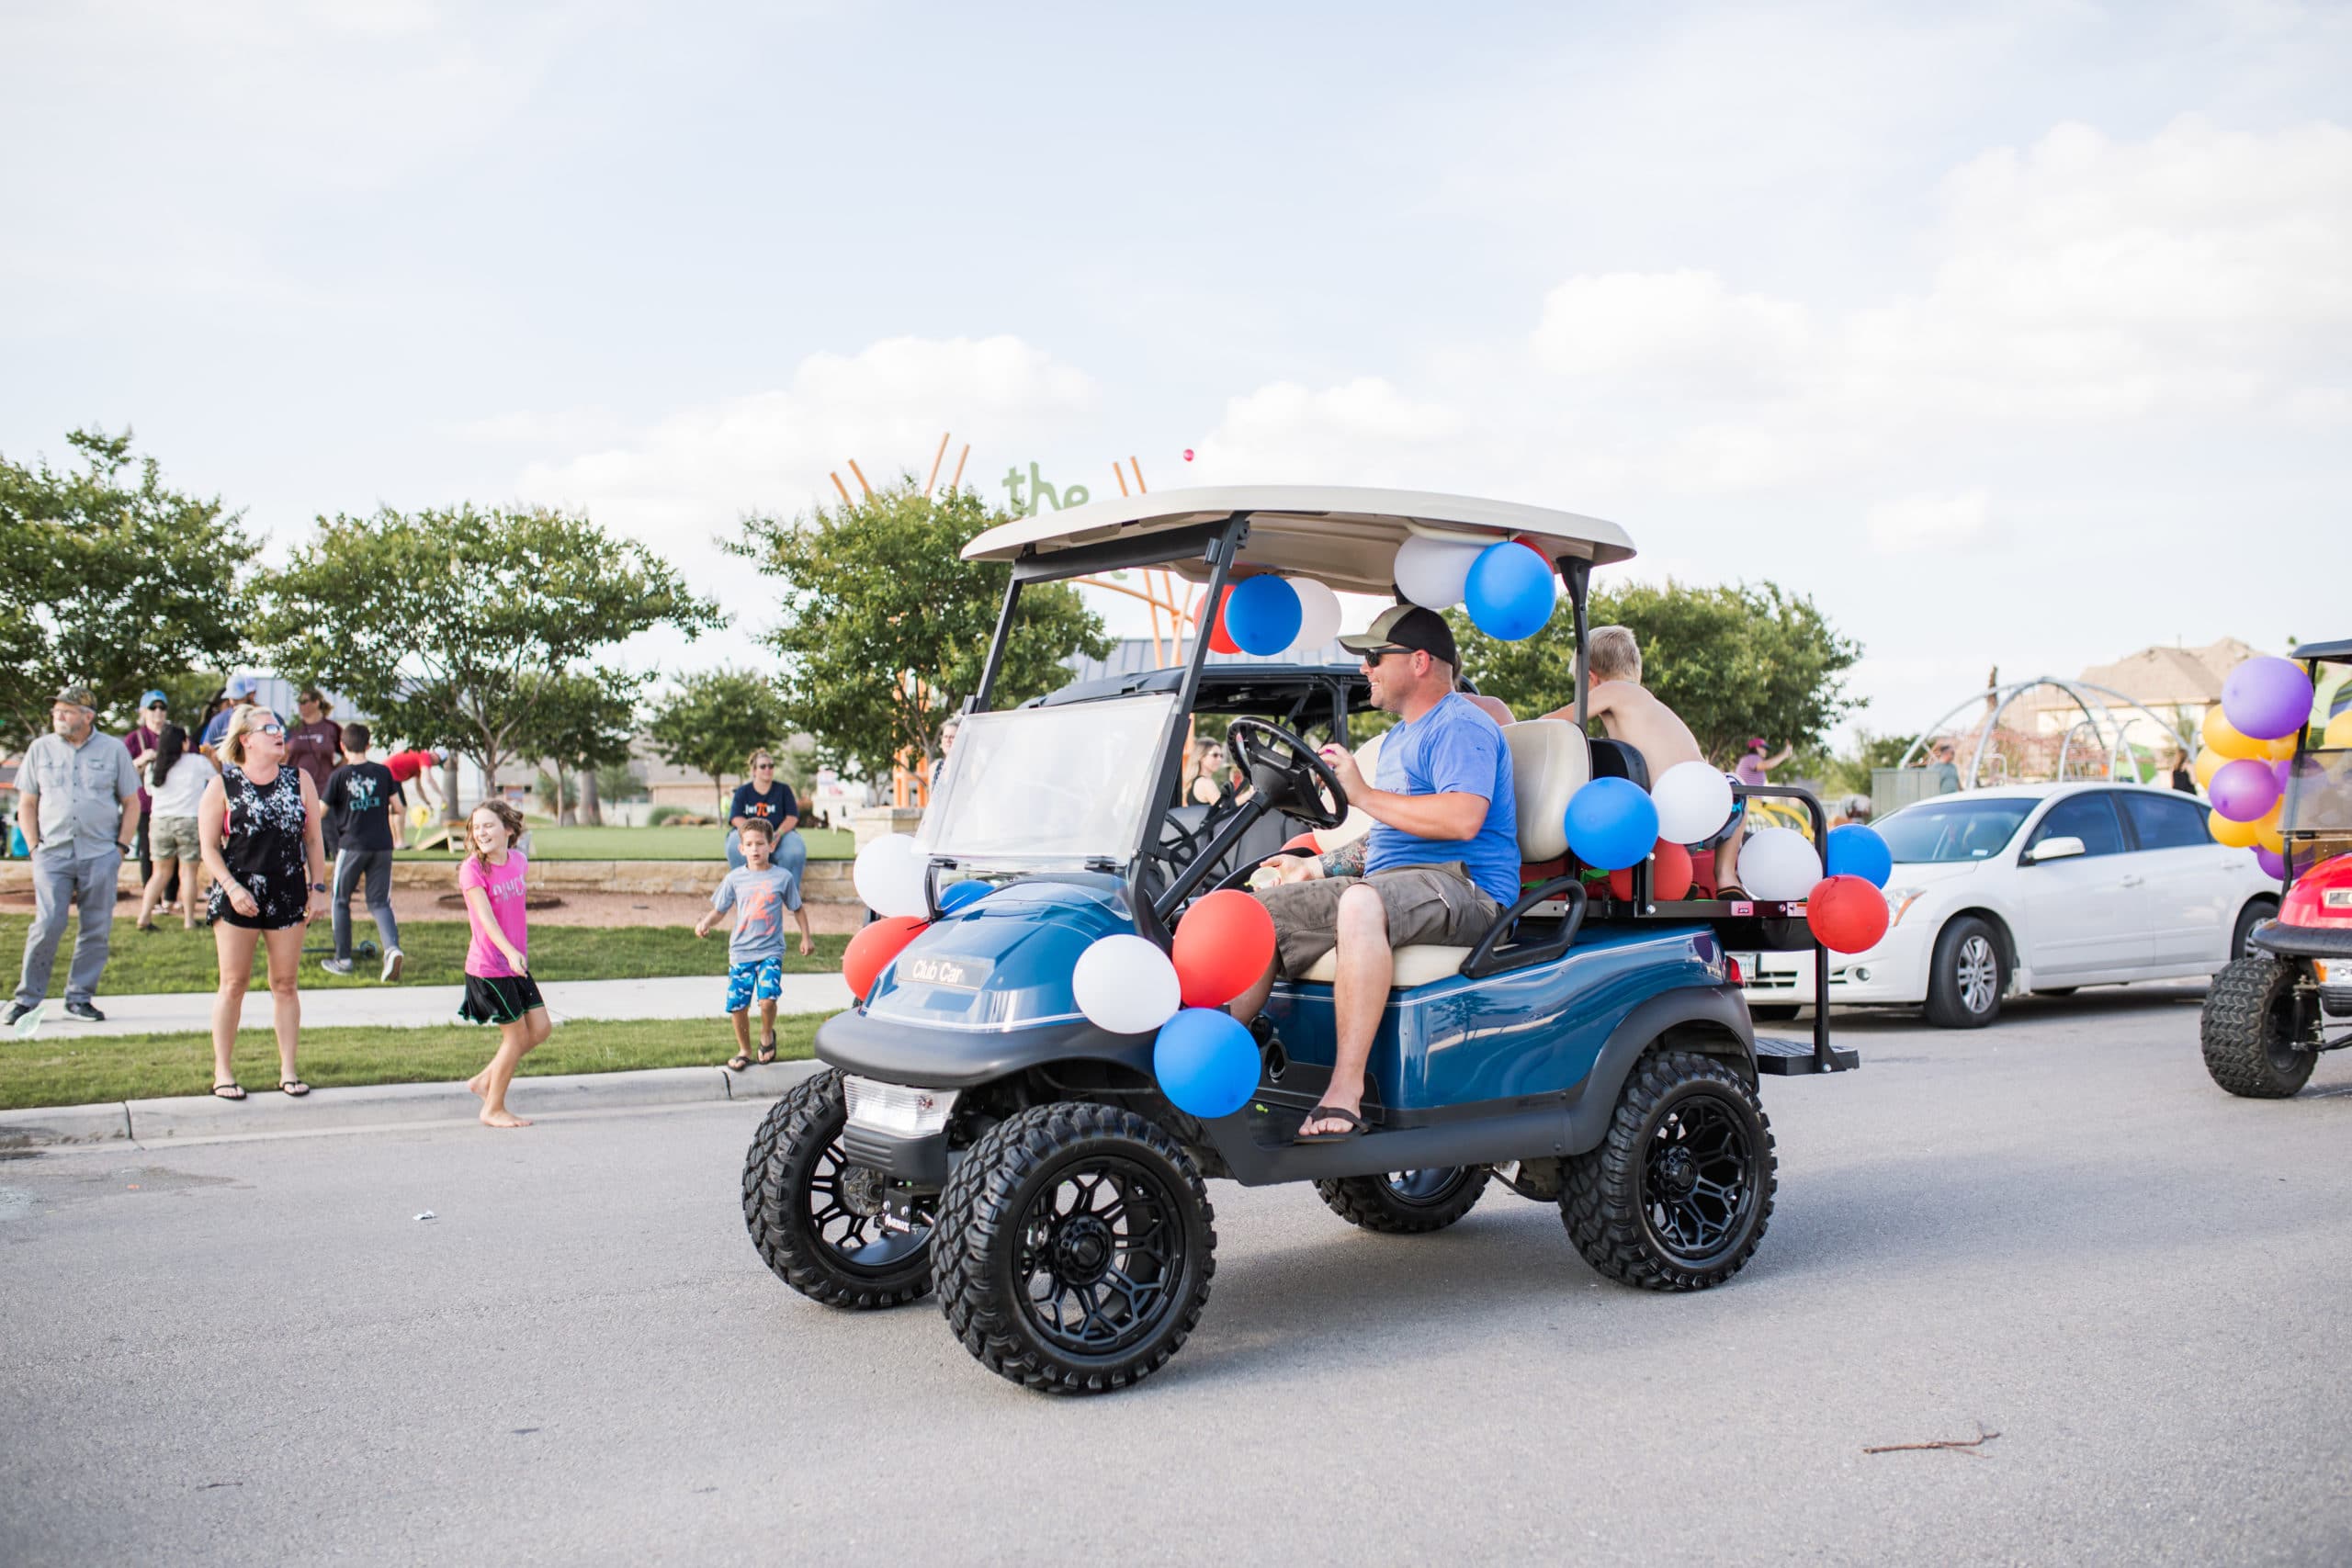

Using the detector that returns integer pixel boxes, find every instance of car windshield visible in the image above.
[920,693,1177,865]
[1876,797,2034,863]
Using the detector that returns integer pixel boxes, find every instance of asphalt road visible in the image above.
[5,982,2349,1567]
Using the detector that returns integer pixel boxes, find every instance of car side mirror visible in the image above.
[2025,835,2086,863]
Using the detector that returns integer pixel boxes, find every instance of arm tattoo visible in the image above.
[1318,838,1367,879]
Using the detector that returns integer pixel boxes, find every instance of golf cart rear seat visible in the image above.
[1295,718,1590,985]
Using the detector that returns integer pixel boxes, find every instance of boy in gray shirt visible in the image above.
[695,818,814,1070]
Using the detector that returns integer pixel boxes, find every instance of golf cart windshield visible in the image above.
[1877,797,2034,863]
[921,694,1178,866]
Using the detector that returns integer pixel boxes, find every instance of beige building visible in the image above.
[2021,637,2263,739]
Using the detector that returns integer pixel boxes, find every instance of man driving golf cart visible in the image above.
[1237,604,1520,1142]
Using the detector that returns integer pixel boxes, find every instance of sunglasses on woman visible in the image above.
[253,722,285,738]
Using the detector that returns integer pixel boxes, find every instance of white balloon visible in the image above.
[1739,827,1821,902]
[1393,536,1482,610]
[1072,934,1182,1035]
[853,833,931,919]
[1289,577,1342,652]
[1651,761,1736,844]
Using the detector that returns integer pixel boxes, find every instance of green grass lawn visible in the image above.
[0,1013,826,1110]
[3,917,851,997]
[388,826,854,862]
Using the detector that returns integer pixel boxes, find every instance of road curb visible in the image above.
[0,1059,823,1149]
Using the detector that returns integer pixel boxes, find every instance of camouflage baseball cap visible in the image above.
[51,685,96,710]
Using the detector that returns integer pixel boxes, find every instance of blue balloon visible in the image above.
[1224,576,1303,655]
[1463,541,1557,640]
[1564,777,1659,871]
[1826,825,1893,888]
[1152,1007,1261,1119]
[939,879,991,911]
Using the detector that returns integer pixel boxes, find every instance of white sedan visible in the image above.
[1741,782,2280,1028]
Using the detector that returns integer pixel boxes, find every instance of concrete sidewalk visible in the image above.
[13,972,854,1039]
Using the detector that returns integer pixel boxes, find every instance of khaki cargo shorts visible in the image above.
[1255,862,1501,978]
[149,814,202,861]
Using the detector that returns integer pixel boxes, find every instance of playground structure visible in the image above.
[1883,676,2198,813]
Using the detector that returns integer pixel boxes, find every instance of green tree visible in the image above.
[1452,578,1864,762]
[514,667,645,826]
[729,482,1111,780]
[0,428,260,746]
[259,504,721,802]
[647,668,793,816]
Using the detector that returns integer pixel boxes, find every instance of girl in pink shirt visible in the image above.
[458,800,550,1127]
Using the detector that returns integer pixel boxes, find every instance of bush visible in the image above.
[645,805,714,827]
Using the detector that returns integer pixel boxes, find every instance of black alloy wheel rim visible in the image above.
[1014,1156,1187,1357]
[1639,1092,1755,1266]
[1383,1168,1472,1206]
[806,1140,931,1275]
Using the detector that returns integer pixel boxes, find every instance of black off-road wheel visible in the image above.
[934,1103,1215,1395]
[1562,1049,1776,1292]
[1924,915,2005,1029]
[741,1069,933,1309]
[2200,954,2314,1100]
[1315,1167,1489,1234]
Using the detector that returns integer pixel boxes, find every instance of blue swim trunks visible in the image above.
[725,955,784,1013]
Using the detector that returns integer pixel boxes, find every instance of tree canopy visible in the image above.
[730,483,1111,780]
[0,428,259,746]
[259,504,721,795]
[515,667,645,825]
[1452,578,1864,762]
[646,668,793,813]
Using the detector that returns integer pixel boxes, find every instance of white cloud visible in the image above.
[1185,378,1473,490]
[1532,270,1813,394]
[1866,490,1993,555]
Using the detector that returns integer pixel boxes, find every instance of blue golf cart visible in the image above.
[743,487,1855,1393]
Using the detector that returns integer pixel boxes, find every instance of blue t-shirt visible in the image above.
[200,709,234,749]
[1363,693,1520,903]
[712,863,802,962]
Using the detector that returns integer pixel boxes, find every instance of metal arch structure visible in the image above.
[1898,677,2198,788]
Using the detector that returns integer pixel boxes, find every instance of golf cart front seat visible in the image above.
[1295,718,1591,986]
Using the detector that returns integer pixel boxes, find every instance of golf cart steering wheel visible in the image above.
[1225,717,1349,831]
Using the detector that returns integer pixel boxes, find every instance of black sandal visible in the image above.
[1295,1105,1367,1144]
[725,1054,752,1073]
[279,1079,310,1098]
[211,1082,247,1101]
[756,1036,777,1066]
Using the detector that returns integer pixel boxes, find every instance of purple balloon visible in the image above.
[2274,758,2294,793]
[2209,757,2280,822]
[2222,656,2313,741]
[2255,845,2289,880]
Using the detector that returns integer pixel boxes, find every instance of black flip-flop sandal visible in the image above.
[211,1082,247,1101]
[280,1079,310,1098]
[1295,1105,1367,1144]
[725,1054,752,1073]
[757,1036,777,1066]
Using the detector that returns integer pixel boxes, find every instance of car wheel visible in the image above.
[934,1102,1216,1394]
[1315,1167,1489,1234]
[1747,1003,1803,1022]
[1924,916,2004,1029]
[2231,898,2278,962]
[742,1069,934,1309]
[1561,1049,1776,1292]
[2200,954,2315,1099]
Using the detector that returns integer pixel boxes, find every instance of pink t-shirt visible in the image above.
[459,852,529,977]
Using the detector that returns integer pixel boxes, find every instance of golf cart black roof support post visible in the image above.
[971,568,1024,715]
[1558,555,1592,727]
[1141,513,1251,929]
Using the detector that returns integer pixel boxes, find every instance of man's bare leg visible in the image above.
[1304,885,1390,1136]
[1227,958,1278,1027]
[1716,817,1747,896]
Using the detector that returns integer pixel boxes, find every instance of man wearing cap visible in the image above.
[6,687,143,1026]
[124,690,172,895]
[199,674,259,761]
[1228,605,1519,1143]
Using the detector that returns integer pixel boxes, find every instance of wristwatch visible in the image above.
[311,881,328,893]
[118,840,135,854]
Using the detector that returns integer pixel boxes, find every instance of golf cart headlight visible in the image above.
[1884,887,1927,927]
[842,1077,958,1138]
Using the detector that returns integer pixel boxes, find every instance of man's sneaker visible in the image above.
[381,949,405,984]
[320,958,356,976]
[62,1000,106,1023]
[2,1002,29,1029]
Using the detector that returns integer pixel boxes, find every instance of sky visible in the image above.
[5,0,2347,749]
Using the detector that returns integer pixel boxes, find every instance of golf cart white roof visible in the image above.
[960,485,1636,595]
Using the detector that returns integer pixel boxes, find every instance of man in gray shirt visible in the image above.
[7,686,143,1026]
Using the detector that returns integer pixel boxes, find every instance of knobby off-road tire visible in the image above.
[934,1102,1215,1395]
[1315,1167,1489,1234]
[1924,916,2005,1029]
[2200,954,2314,1100]
[1562,1049,1776,1292]
[741,1069,933,1309]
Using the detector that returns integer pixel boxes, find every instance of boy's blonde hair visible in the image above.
[219,704,276,766]
[1588,626,1643,682]
[468,799,527,867]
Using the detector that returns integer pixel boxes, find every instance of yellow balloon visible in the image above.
[2327,710,2352,750]
[2256,813,2286,854]
[2192,748,2226,789]
[2210,808,2261,849]
[2259,729,2301,761]
[2201,707,2264,761]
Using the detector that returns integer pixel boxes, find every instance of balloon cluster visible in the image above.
[1072,891,1274,1119]
[842,834,940,999]
[1394,536,1558,640]
[1561,759,1895,953]
[2194,656,2312,878]
[1193,576,1344,657]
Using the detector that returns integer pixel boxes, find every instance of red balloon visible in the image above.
[1171,890,1275,1007]
[1603,840,1693,902]
[1805,874,1888,953]
[1509,536,1551,565]
[1282,831,1319,852]
[1607,863,1635,900]
[844,916,928,1001]
[1182,448,1195,461]
[1191,586,1239,655]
